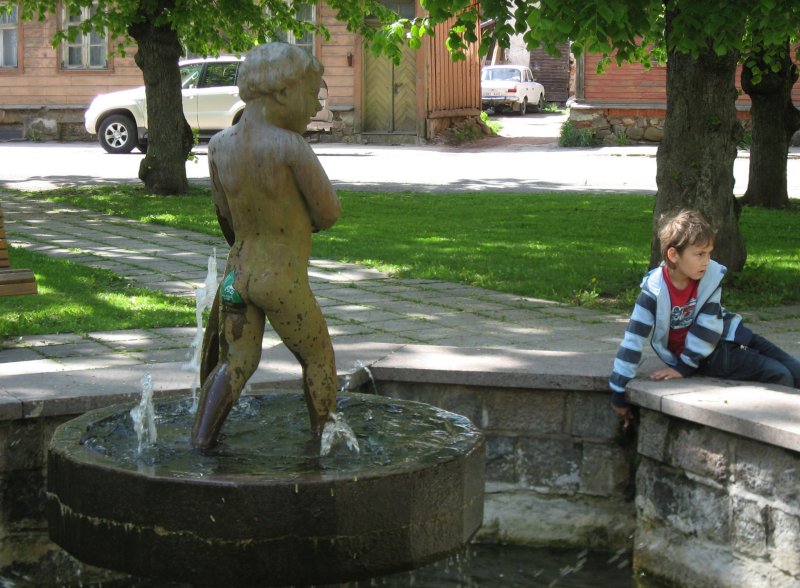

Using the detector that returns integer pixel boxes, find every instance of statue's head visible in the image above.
[238,42,324,103]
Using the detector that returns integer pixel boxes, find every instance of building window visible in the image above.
[62,3,108,69]
[0,4,18,68]
[277,3,315,54]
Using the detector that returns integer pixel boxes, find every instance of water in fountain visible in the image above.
[129,373,157,455]
[354,543,636,587]
[79,393,479,476]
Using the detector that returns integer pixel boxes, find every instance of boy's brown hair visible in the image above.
[658,209,716,268]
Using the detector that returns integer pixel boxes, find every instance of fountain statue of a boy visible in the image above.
[192,43,340,449]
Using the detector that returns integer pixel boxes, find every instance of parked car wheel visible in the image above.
[518,98,528,116]
[98,115,138,154]
[535,95,545,112]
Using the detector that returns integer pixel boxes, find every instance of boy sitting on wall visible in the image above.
[610,209,800,429]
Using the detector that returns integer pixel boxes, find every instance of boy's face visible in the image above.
[285,74,323,134]
[668,241,713,282]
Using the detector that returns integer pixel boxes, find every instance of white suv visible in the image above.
[85,56,331,154]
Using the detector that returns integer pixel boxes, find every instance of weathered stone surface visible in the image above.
[377,381,483,425]
[635,525,794,588]
[667,421,730,482]
[580,442,632,497]
[568,392,618,440]
[734,437,800,503]
[482,389,564,434]
[769,508,800,576]
[638,410,669,461]
[516,437,580,493]
[636,458,730,543]
[484,434,516,485]
[479,492,634,550]
[643,126,664,141]
[731,496,768,558]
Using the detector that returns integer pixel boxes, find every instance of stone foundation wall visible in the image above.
[568,105,666,145]
[569,103,800,147]
[0,107,92,142]
[633,411,800,588]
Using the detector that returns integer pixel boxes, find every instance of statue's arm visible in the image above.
[291,139,341,232]
[209,154,235,246]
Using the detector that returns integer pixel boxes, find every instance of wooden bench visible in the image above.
[0,205,37,297]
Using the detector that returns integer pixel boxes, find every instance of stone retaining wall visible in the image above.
[568,103,800,147]
[374,381,636,550]
[0,107,90,142]
[633,411,800,587]
[2,344,799,586]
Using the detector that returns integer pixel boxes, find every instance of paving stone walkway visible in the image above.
[1,192,798,386]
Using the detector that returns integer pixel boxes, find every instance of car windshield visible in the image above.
[481,68,521,82]
[180,64,203,89]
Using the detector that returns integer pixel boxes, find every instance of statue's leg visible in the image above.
[191,304,265,448]
[200,288,221,386]
[266,288,337,436]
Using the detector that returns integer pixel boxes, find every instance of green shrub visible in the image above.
[559,120,595,147]
[480,111,502,134]
[739,129,752,150]
[540,100,564,113]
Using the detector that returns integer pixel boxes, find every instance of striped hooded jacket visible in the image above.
[609,259,752,408]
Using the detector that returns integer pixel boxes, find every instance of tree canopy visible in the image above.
[19,0,325,58]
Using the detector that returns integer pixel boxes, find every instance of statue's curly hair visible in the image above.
[237,43,323,102]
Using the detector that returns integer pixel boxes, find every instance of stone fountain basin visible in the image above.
[46,392,485,586]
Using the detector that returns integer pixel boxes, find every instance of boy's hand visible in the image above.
[612,404,634,430]
[650,367,683,381]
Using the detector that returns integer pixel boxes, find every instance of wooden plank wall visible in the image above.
[528,43,570,103]
[317,3,358,108]
[583,53,666,103]
[426,11,481,116]
[583,51,800,106]
[1,18,141,109]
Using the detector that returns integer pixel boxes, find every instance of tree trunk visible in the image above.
[653,10,746,271]
[129,5,193,195]
[741,43,800,209]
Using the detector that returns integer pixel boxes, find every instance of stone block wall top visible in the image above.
[369,345,611,392]
[628,378,800,453]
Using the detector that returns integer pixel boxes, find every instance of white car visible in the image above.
[481,65,545,115]
[85,56,331,154]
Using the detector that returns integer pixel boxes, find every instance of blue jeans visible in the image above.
[699,334,800,388]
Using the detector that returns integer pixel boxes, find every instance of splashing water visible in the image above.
[340,361,379,395]
[320,412,360,456]
[130,373,157,455]
[183,250,218,411]
[360,363,378,394]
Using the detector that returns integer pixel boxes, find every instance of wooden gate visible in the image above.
[529,43,571,103]
[363,43,417,134]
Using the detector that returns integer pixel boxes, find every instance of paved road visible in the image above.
[4,128,800,196]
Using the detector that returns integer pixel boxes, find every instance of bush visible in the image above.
[559,120,595,147]
[480,111,502,134]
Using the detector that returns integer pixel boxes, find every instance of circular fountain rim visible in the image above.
[47,391,486,586]
[53,392,482,483]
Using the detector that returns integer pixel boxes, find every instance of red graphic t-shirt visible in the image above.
[664,267,699,357]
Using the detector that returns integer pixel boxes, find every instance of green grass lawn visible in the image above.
[0,246,196,338]
[4,185,799,338]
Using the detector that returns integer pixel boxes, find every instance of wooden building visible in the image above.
[0,1,481,144]
[527,44,571,104]
[571,51,800,143]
